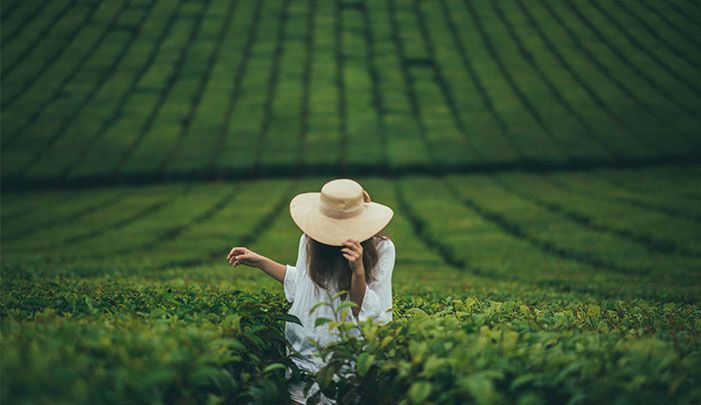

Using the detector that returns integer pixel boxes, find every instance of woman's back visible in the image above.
[283,233,396,374]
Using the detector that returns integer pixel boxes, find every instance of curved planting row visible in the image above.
[3,0,701,186]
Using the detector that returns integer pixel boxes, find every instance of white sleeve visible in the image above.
[283,265,298,303]
[357,239,395,324]
[283,233,307,303]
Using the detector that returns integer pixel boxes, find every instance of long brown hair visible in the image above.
[306,231,390,296]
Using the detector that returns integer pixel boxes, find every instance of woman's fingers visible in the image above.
[342,240,362,253]
[228,252,239,263]
[354,240,363,252]
[228,251,248,265]
[227,247,248,260]
[343,252,360,262]
[341,247,353,255]
[232,255,252,267]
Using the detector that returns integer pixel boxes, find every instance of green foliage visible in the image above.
[304,311,701,404]
[1,279,301,404]
[1,272,700,403]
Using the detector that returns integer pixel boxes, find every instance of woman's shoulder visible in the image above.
[373,235,395,252]
[299,233,310,248]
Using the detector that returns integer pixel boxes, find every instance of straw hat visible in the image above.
[289,179,394,246]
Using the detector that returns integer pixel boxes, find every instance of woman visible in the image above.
[227,178,396,404]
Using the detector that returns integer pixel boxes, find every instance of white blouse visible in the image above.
[283,233,395,375]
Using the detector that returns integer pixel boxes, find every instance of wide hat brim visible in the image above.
[289,192,394,246]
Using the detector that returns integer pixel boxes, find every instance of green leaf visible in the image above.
[83,296,95,312]
[275,313,303,326]
[510,373,537,390]
[331,290,348,300]
[586,304,601,318]
[190,367,222,386]
[316,366,335,390]
[212,338,246,352]
[461,375,495,403]
[422,356,446,378]
[262,363,287,374]
[381,336,394,348]
[149,308,166,319]
[336,301,359,316]
[308,301,332,316]
[408,381,432,404]
[357,353,375,377]
[337,301,359,310]
[314,317,332,328]
[137,368,177,389]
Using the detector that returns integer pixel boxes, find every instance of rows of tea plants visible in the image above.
[2,167,700,298]
[2,167,700,402]
[3,1,701,401]
[2,0,700,186]
[2,264,700,403]
[396,174,700,302]
[3,167,699,298]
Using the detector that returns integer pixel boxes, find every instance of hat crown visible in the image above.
[289,178,393,245]
[319,179,366,219]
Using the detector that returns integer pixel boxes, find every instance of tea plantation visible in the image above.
[1,0,700,403]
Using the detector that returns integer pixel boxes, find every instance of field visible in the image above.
[2,0,701,403]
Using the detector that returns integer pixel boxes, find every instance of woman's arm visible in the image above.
[342,239,367,317]
[349,271,367,317]
[344,239,395,323]
[227,246,287,283]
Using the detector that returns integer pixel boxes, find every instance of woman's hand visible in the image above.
[227,246,286,284]
[227,246,264,268]
[342,239,365,275]
[344,239,367,317]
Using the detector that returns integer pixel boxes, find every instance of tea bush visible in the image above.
[310,313,701,404]
[2,277,700,403]
[1,280,298,403]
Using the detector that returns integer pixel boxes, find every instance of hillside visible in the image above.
[2,0,700,403]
